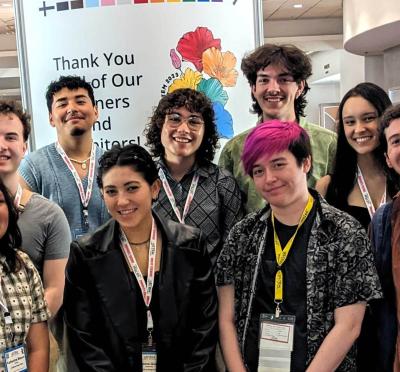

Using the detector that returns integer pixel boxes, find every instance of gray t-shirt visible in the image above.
[19,143,109,239]
[18,193,71,276]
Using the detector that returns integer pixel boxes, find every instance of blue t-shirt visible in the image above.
[19,143,109,239]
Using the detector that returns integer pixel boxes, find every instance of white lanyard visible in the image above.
[357,166,386,219]
[158,168,199,224]
[119,217,157,331]
[56,142,96,224]
[13,184,22,209]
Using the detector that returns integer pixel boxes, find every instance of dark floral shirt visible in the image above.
[153,159,244,268]
[216,191,382,371]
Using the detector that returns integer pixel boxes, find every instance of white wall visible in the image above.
[305,82,340,125]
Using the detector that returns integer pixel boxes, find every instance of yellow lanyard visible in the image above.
[271,194,314,317]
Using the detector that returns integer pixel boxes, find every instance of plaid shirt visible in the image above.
[153,160,244,267]
[0,251,50,371]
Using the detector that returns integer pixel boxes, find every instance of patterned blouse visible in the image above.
[153,159,244,267]
[0,251,50,371]
[216,191,382,371]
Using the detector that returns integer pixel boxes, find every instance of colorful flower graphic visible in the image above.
[213,102,233,139]
[166,27,237,138]
[168,68,202,93]
[176,27,221,72]
[202,47,238,87]
[198,78,228,106]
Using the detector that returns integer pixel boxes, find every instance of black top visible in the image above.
[133,272,160,345]
[245,203,316,372]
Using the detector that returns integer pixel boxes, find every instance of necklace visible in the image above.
[68,156,91,170]
[129,238,150,246]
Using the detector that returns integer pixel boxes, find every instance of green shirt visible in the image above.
[218,118,337,213]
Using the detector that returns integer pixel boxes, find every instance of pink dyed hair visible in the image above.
[242,120,311,176]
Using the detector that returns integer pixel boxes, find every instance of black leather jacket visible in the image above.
[64,212,218,371]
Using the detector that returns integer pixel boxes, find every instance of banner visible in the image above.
[15,0,263,152]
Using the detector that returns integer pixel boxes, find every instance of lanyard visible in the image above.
[272,194,314,317]
[13,184,22,209]
[119,217,157,335]
[158,168,199,224]
[56,142,96,226]
[357,166,386,219]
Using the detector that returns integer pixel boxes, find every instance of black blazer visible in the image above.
[64,212,218,371]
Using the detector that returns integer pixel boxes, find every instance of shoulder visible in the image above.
[300,118,337,140]
[25,144,55,162]
[222,128,252,151]
[155,212,202,248]
[315,175,331,197]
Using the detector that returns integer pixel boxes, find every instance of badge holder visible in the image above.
[258,313,295,372]
[142,310,156,372]
[3,344,28,372]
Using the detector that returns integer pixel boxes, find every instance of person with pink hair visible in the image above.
[216,120,381,372]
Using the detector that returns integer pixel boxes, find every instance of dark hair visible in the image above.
[326,82,397,208]
[379,104,400,188]
[0,180,22,273]
[97,144,159,189]
[0,100,31,141]
[241,44,312,120]
[144,88,219,165]
[46,75,95,112]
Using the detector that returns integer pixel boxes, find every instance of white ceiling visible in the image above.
[0,0,344,98]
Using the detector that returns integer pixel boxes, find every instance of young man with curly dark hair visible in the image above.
[145,88,243,268]
[219,44,337,213]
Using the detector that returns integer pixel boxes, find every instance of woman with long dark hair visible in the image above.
[316,82,395,371]
[316,82,395,229]
[0,179,50,371]
[64,144,217,371]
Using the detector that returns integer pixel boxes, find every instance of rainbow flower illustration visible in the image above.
[167,27,237,139]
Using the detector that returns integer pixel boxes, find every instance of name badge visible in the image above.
[142,343,156,372]
[3,345,28,372]
[258,314,295,372]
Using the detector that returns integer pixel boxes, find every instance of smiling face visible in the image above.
[251,64,304,122]
[160,106,205,163]
[252,150,310,211]
[342,96,380,156]
[101,165,160,232]
[0,114,27,177]
[385,118,400,175]
[49,87,98,140]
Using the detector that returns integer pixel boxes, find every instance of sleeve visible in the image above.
[184,233,218,372]
[218,140,234,174]
[333,220,383,309]
[217,169,244,243]
[20,252,51,322]
[19,155,41,193]
[215,222,241,287]
[64,241,115,372]
[43,200,71,260]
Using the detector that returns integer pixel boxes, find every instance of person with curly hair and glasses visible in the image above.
[0,179,50,372]
[145,88,243,268]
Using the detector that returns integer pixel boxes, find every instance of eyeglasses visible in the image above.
[165,113,204,131]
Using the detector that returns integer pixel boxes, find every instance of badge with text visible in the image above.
[4,345,28,372]
[142,343,156,372]
[258,314,295,372]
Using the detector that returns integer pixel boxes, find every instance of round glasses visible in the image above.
[165,113,204,131]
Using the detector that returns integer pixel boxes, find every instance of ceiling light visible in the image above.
[293,4,303,8]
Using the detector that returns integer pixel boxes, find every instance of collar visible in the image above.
[157,158,215,180]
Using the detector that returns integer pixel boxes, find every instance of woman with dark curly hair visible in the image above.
[0,179,50,371]
[145,88,243,267]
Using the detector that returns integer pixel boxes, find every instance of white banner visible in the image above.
[15,0,262,152]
